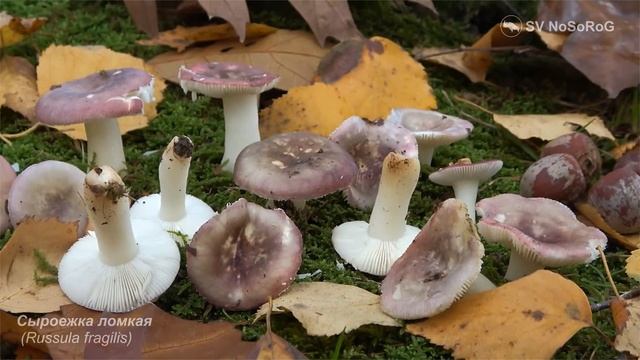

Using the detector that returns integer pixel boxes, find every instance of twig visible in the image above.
[597,246,620,298]
[0,123,41,139]
[0,134,11,146]
[414,45,537,59]
[591,288,640,312]
[453,95,494,115]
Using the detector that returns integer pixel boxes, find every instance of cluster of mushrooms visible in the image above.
[1,60,635,322]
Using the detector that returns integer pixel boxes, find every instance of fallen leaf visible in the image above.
[611,141,638,160]
[0,11,46,48]
[0,219,76,313]
[407,270,592,359]
[255,282,400,337]
[0,56,38,120]
[148,29,329,91]
[36,45,166,140]
[197,0,250,42]
[536,30,568,52]
[249,299,307,360]
[123,0,158,37]
[614,297,640,357]
[492,113,614,140]
[138,23,277,52]
[289,0,362,46]
[575,202,640,250]
[626,250,640,281]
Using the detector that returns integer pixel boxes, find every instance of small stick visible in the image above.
[0,134,11,146]
[0,123,41,139]
[453,95,494,115]
[597,245,620,298]
[414,45,537,59]
[591,288,640,312]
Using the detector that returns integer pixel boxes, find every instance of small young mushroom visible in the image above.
[332,152,421,276]
[476,193,607,280]
[519,153,586,203]
[35,68,155,172]
[58,166,180,312]
[428,158,503,220]
[541,132,601,177]
[186,198,302,310]
[178,62,280,172]
[7,160,88,236]
[387,108,473,166]
[0,155,16,233]
[234,132,357,209]
[329,116,417,209]
[588,163,640,234]
[130,136,216,241]
[380,199,485,320]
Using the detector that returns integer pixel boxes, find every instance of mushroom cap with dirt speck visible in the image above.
[0,155,16,233]
[429,159,503,186]
[35,68,154,125]
[519,153,586,203]
[178,62,279,98]
[234,132,357,201]
[186,198,302,310]
[387,108,473,146]
[541,132,601,177]
[588,163,640,234]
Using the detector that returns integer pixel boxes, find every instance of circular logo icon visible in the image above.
[500,15,523,38]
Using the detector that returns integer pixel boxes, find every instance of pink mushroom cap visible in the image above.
[178,62,279,97]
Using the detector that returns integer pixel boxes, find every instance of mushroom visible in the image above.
[476,193,607,280]
[387,108,473,166]
[332,152,421,276]
[7,160,88,236]
[329,116,418,209]
[35,68,155,173]
[588,163,640,234]
[541,132,601,177]
[186,198,302,310]
[58,166,180,312]
[519,153,586,203]
[0,155,16,233]
[234,132,357,209]
[130,136,216,241]
[428,158,503,220]
[380,199,485,319]
[178,62,280,172]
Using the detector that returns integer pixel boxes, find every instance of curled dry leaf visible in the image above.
[0,11,46,48]
[197,0,250,42]
[248,300,308,360]
[255,282,400,336]
[614,297,640,357]
[36,45,166,141]
[0,219,75,313]
[575,202,640,251]
[0,56,38,121]
[289,0,362,47]
[492,113,614,141]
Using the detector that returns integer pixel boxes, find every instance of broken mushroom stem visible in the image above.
[222,94,261,173]
[159,136,194,221]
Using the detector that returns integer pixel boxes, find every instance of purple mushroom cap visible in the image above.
[588,163,640,234]
[178,62,279,97]
[187,198,302,310]
[541,132,601,178]
[519,153,586,203]
[0,156,17,233]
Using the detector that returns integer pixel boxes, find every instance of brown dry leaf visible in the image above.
[626,250,640,281]
[407,270,592,359]
[197,0,250,42]
[36,45,166,140]
[249,300,307,360]
[289,0,362,47]
[148,30,329,91]
[0,219,76,313]
[34,303,254,358]
[123,0,158,37]
[575,202,640,250]
[255,282,400,336]
[0,11,46,48]
[614,297,640,357]
[492,113,614,140]
[138,23,277,52]
[0,56,38,121]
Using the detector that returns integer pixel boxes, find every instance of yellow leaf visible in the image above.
[0,12,46,48]
[0,56,38,120]
[626,250,640,281]
[614,297,640,357]
[147,30,329,91]
[137,23,277,52]
[0,219,76,313]
[575,202,640,250]
[36,45,166,141]
[407,270,592,360]
[492,113,614,140]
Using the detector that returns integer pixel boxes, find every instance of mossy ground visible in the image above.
[1,1,637,359]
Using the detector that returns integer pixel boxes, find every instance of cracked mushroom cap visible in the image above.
[476,194,607,267]
[0,156,16,233]
[519,153,586,203]
[541,132,601,177]
[35,68,154,125]
[7,160,88,236]
[329,116,418,209]
[234,132,357,201]
[588,163,640,234]
[429,158,503,186]
[186,198,302,310]
[178,62,279,98]
[381,199,484,320]
[387,108,473,146]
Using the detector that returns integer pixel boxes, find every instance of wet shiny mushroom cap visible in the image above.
[387,108,473,146]
[588,163,640,234]
[234,132,357,201]
[178,62,279,97]
[187,198,302,310]
[541,132,601,177]
[519,153,586,203]
[0,156,17,233]
[35,68,154,125]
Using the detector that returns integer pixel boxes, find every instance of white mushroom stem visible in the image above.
[465,273,496,295]
[221,94,261,172]
[85,166,138,266]
[451,180,479,220]
[418,142,435,166]
[505,250,544,280]
[159,136,193,221]
[84,119,126,173]
[368,153,421,241]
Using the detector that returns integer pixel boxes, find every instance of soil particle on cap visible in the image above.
[173,136,194,158]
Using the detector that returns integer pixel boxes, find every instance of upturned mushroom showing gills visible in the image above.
[7,160,88,236]
[541,132,601,177]
[187,198,302,310]
[476,193,607,280]
[178,62,280,172]
[130,136,216,241]
[58,166,180,313]
[35,68,155,173]
[588,163,640,234]
[380,199,484,320]
[332,152,421,276]
[387,108,473,166]
[329,116,418,210]
[428,158,503,220]
[234,132,357,209]
[519,153,586,203]
[0,155,16,233]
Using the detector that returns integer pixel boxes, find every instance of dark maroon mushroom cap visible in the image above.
[234,132,357,201]
[186,198,302,310]
[588,163,640,234]
[614,143,640,170]
[178,62,279,97]
[541,132,601,177]
[36,68,153,125]
[0,156,17,233]
[519,153,586,203]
